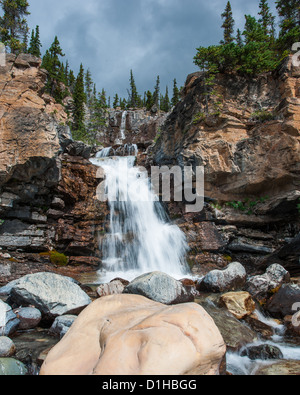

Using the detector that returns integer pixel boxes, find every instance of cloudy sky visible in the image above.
[26,0,278,100]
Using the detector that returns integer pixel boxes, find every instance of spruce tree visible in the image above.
[153,75,160,108]
[72,63,86,134]
[258,0,275,39]
[0,0,30,53]
[128,70,141,108]
[84,69,93,106]
[113,93,119,109]
[276,0,300,51]
[221,1,235,45]
[28,25,41,57]
[171,79,179,107]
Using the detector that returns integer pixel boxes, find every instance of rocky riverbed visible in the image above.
[0,266,299,375]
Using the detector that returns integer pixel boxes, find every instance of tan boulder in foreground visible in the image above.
[40,294,226,376]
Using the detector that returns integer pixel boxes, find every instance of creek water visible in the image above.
[90,147,189,283]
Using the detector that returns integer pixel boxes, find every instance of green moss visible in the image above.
[40,251,69,267]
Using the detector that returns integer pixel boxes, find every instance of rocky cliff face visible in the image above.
[150,56,300,276]
[0,54,106,285]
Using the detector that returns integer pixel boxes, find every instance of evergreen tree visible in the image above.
[152,75,160,108]
[276,0,300,51]
[0,0,30,54]
[99,88,107,108]
[128,70,141,108]
[160,86,171,112]
[113,93,119,109]
[72,63,86,133]
[221,1,235,44]
[84,69,93,106]
[28,25,41,57]
[171,79,180,107]
[258,0,275,39]
[145,90,153,111]
[236,29,244,47]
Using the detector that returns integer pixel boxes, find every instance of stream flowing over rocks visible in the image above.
[0,54,299,375]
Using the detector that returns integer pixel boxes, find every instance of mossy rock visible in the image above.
[40,251,69,267]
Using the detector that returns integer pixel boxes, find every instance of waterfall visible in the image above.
[90,150,189,282]
[120,111,127,140]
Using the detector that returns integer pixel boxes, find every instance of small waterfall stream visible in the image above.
[91,147,189,282]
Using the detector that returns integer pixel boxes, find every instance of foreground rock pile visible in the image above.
[0,262,299,375]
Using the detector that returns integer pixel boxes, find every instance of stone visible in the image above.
[97,280,126,298]
[241,344,283,361]
[0,300,20,336]
[0,337,16,357]
[14,307,42,330]
[9,272,91,322]
[198,262,247,293]
[255,360,300,375]
[199,301,257,351]
[49,315,77,338]
[220,292,256,320]
[0,358,28,376]
[123,272,194,305]
[265,284,300,318]
[246,264,290,301]
[40,294,226,376]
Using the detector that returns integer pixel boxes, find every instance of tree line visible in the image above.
[194,0,300,76]
[0,0,181,144]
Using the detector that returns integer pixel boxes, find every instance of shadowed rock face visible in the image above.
[40,294,226,376]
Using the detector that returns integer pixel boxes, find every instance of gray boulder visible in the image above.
[123,272,194,305]
[241,344,283,361]
[14,307,42,330]
[0,337,16,357]
[246,264,290,301]
[198,262,247,293]
[9,272,91,321]
[265,284,300,318]
[0,300,20,336]
[0,358,27,376]
[49,315,77,338]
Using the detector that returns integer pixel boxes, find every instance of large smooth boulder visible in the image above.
[9,272,91,321]
[265,284,300,318]
[198,262,247,293]
[40,294,226,376]
[124,272,194,304]
[246,264,290,301]
[0,300,20,336]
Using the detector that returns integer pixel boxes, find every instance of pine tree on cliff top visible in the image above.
[276,0,300,51]
[72,63,86,133]
[28,25,41,57]
[258,0,276,39]
[0,0,30,54]
[171,79,180,107]
[221,1,235,45]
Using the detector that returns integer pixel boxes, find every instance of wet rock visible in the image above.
[198,300,257,351]
[265,284,300,318]
[220,292,256,320]
[198,262,247,293]
[241,344,283,361]
[14,307,42,330]
[9,272,91,322]
[40,294,226,375]
[124,272,194,305]
[255,360,300,375]
[0,337,16,357]
[49,315,77,338]
[0,300,20,336]
[0,358,28,376]
[65,141,92,159]
[244,314,274,339]
[246,264,290,301]
[97,280,126,298]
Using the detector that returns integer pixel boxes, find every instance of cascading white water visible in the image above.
[90,151,190,282]
[119,111,127,140]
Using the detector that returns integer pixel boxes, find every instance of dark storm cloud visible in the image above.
[27,0,278,99]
